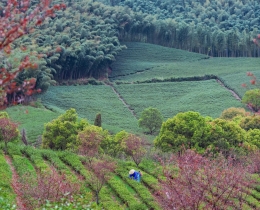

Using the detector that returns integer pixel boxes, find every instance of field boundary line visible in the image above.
[104,82,137,119]
[5,155,27,210]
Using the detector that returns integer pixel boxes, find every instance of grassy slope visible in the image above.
[2,144,260,209]
[40,85,140,134]
[114,80,244,119]
[7,42,260,140]
[6,106,59,144]
[111,43,260,97]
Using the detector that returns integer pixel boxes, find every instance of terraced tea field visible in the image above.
[114,80,244,119]
[8,42,260,142]
[1,144,260,209]
[110,42,260,97]
[40,85,140,134]
[6,106,59,144]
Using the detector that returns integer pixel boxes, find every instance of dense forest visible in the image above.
[1,0,260,102]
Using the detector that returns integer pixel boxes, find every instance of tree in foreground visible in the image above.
[77,125,106,165]
[241,72,260,112]
[220,107,250,120]
[0,0,65,109]
[42,108,88,150]
[157,150,253,210]
[138,107,163,134]
[154,111,210,152]
[0,117,19,153]
[122,134,147,166]
[84,158,116,205]
[19,167,82,209]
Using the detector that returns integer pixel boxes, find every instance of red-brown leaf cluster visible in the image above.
[157,150,253,210]
[77,130,103,165]
[123,134,147,166]
[0,117,18,142]
[85,158,116,205]
[0,0,65,109]
[19,167,81,209]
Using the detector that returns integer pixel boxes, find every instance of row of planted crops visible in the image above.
[1,143,260,209]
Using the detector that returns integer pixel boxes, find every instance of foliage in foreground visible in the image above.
[42,108,88,150]
[158,150,253,209]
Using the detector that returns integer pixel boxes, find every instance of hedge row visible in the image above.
[59,152,124,210]
[0,151,16,206]
[107,176,147,210]
[116,165,160,210]
[21,146,49,172]
[41,149,79,183]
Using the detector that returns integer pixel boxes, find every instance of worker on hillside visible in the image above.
[129,169,142,182]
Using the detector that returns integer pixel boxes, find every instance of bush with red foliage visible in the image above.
[0,117,19,153]
[122,134,148,166]
[84,158,116,205]
[19,167,81,209]
[77,127,103,166]
[157,150,253,210]
[0,0,66,109]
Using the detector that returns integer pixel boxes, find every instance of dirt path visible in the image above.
[4,155,27,210]
[216,79,256,113]
[104,82,137,119]
[216,79,241,100]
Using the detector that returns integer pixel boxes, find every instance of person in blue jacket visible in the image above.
[129,169,142,182]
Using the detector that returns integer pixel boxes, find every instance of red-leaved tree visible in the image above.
[0,117,19,153]
[77,127,103,166]
[19,167,81,209]
[0,0,66,109]
[157,150,253,210]
[84,158,116,205]
[122,134,147,166]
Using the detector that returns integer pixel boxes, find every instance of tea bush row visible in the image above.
[107,176,147,210]
[116,165,160,210]
[0,151,16,205]
[58,152,123,209]
[41,150,79,183]
[11,155,37,178]
[21,146,49,172]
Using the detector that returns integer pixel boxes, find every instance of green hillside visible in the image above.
[37,42,251,138]
[1,144,260,209]
[40,85,140,134]
[110,43,260,98]
[114,80,244,119]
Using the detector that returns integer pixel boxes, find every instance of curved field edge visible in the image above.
[110,42,260,97]
[113,80,245,119]
[40,85,140,135]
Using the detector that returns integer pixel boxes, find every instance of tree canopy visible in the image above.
[138,107,163,134]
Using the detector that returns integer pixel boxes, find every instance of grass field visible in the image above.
[110,43,260,98]
[6,42,260,141]
[114,80,245,119]
[6,106,59,144]
[109,42,208,78]
[40,85,140,134]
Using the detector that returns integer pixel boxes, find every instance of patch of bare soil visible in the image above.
[4,155,27,210]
